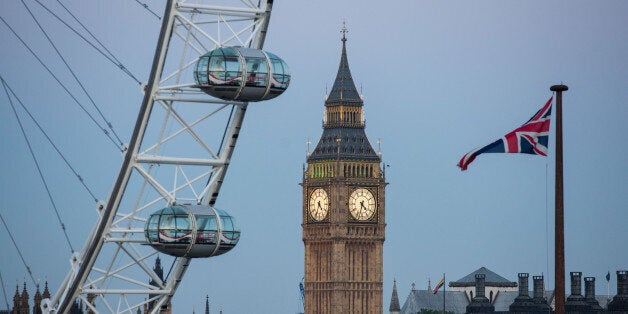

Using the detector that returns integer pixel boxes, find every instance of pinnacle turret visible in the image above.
[42,281,50,299]
[389,279,401,313]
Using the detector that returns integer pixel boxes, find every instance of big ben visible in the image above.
[302,26,386,314]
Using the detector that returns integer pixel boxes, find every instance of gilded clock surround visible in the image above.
[349,187,376,221]
[308,188,329,222]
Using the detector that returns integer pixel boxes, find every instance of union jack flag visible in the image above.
[458,97,553,171]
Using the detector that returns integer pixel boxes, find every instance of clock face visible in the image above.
[309,188,329,221]
[349,188,376,221]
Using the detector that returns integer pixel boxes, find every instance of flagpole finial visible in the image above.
[550,84,568,92]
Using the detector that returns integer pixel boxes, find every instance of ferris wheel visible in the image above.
[42,1,289,313]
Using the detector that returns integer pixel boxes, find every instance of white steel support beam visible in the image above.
[136,155,226,166]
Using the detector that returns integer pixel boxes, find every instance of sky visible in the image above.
[1,0,627,313]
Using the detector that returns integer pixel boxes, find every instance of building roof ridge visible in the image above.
[451,266,516,287]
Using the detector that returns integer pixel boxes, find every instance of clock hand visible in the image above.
[360,201,366,210]
[317,201,322,210]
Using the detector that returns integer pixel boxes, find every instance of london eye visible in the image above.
[0,1,293,313]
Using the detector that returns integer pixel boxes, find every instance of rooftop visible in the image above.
[450,267,517,288]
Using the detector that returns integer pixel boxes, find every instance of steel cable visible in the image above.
[0,16,123,151]
[133,0,162,20]
[0,214,37,286]
[21,0,125,148]
[33,0,143,85]
[0,76,99,204]
[1,77,76,254]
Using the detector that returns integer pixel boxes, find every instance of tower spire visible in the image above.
[325,19,361,106]
[308,25,379,163]
[389,279,401,314]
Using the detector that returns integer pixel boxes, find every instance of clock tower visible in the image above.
[302,27,386,314]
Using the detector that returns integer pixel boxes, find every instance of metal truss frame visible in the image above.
[43,1,273,313]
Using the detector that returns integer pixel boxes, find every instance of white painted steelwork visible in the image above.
[42,1,275,313]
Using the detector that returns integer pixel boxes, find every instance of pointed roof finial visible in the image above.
[389,279,401,312]
[306,138,312,156]
[205,294,210,314]
[341,19,348,42]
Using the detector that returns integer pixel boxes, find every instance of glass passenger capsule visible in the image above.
[193,47,290,101]
[145,204,240,258]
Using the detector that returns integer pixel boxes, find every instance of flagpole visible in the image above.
[550,84,568,314]
[443,273,446,314]
[607,271,611,307]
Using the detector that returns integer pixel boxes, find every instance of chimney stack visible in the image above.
[584,277,602,311]
[531,275,551,311]
[619,270,628,296]
[533,276,544,299]
[571,272,582,296]
[476,274,486,298]
[608,270,628,312]
[518,273,529,297]
[466,274,494,313]
[565,271,590,312]
[509,273,535,312]
[584,277,595,299]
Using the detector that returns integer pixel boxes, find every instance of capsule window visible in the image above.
[196,215,217,244]
[206,57,237,85]
[267,52,290,89]
[245,57,268,87]
[146,215,159,242]
[220,216,240,244]
[195,57,209,85]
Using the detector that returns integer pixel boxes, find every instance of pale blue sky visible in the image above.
[1,1,627,313]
